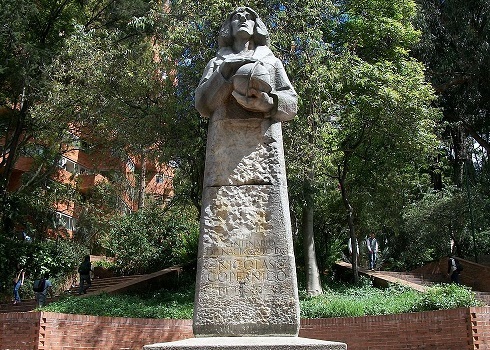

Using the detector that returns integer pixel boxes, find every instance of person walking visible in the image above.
[447,255,462,284]
[366,232,379,271]
[78,255,92,294]
[12,266,25,305]
[34,273,53,307]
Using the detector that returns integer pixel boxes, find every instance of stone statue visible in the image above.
[193,7,300,337]
[195,7,297,122]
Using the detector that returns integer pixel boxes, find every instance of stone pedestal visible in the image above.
[144,337,346,350]
[193,117,300,337]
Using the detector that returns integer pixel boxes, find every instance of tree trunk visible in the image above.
[302,185,322,296]
[1,90,26,192]
[137,152,146,210]
[463,121,490,155]
[338,163,359,283]
[1,91,28,234]
[449,122,466,187]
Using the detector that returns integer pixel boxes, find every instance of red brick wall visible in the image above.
[300,308,474,350]
[39,312,193,350]
[1,308,489,350]
[471,307,490,349]
[0,312,40,350]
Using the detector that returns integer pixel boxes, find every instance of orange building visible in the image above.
[5,131,174,236]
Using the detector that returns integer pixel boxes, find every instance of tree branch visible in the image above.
[462,120,490,154]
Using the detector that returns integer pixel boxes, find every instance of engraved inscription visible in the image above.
[204,238,288,256]
[202,258,288,282]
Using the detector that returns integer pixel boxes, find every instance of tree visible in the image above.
[283,0,440,282]
[415,0,490,185]
[0,0,90,235]
[411,0,490,262]
[103,204,199,274]
[0,0,163,235]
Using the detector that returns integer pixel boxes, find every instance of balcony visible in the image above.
[77,173,107,193]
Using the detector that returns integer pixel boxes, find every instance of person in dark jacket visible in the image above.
[447,255,461,284]
[34,273,53,307]
[78,255,92,294]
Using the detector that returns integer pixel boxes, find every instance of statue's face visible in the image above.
[231,10,255,38]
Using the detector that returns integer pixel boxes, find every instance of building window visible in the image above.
[127,159,135,173]
[58,156,89,174]
[155,174,164,184]
[55,212,77,232]
[59,157,67,169]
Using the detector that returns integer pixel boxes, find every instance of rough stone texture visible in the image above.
[144,337,346,350]
[203,119,286,188]
[194,183,299,336]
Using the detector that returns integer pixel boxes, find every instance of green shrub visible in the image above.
[300,280,483,319]
[43,287,195,318]
[0,236,86,301]
[92,260,116,269]
[102,204,199,275]
[413,283,482,312]
[42,275,483,319]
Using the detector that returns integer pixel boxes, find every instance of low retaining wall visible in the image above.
[0,312,193,350]
[0,312,40,349]
[0,307,489,350]
[300,308,487,349]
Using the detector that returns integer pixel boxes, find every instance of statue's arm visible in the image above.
[269,60,298,122]
[195,60,234,118]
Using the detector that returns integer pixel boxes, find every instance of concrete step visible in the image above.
[0,299,40,313]
[380,271,437,286]
[67,274,144,295]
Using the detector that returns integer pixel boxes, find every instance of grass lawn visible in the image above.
[41,276,482,319]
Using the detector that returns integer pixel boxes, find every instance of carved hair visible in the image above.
[218,7,269,48]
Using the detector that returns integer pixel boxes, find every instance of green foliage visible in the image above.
[415,0,490,129]
[103,204,199,274]
[74,182,122,254]
[92,260,116,270]
[279,0,440,277]
[398,188,467,267]
[300,279,482,318]
[341,0,420,61]
[0,0,87,232]
[415,283,480,311]
[0,235,86,301]
[0,0,172,237]
[43,288,194,319]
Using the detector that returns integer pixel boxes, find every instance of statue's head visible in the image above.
[218,7,269,48]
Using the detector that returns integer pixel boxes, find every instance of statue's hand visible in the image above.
[219,58,255,80]
[232,88,274,113]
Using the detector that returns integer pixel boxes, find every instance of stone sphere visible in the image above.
[233,62,272,96]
